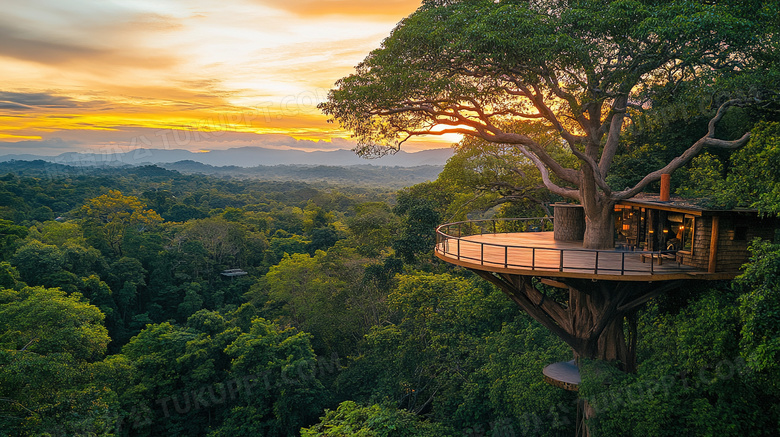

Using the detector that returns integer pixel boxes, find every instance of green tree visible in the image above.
[736,241,780,387]
[0,261,22,290]
[321,0,777,249]
[10,240,64,284]
[259,246,369,355]
[115,307,329,437]
[301,400,455,437]
[0,286,116,436]
[719,122,780,214]
[346,202,400,258]
[107,256,147,314]
[435,126,573,221]
[210,317,327,437]
[578,285,776,436]
[392,194,440,264]
[0,219,28,260]
[177,216,266,271]
[264,229,310,267]
[80,190,163,256]
[341,272,569,431]
[0,286,109,361]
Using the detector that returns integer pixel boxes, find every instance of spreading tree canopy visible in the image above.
[322,0,779,248]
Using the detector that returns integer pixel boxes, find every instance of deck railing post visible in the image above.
[481,243,484,265]
[650,251,654,275]
[559,250,564,272]
[531,247,535,269]
[621,251,625,274]
[493,220,496,235]
[594,251,599,274]
[505,246,508,269]
[457,239,460,260]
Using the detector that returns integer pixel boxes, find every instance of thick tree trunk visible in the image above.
[568,281,633,371]
[580,398,597,437]
[472,273,683,372]
[581,202,615,250]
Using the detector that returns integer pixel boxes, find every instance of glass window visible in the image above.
[678,216,694,252]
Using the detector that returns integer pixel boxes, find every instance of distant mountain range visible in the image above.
[0,146,453,168]
[0,160,446,189]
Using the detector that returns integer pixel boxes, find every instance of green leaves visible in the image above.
[736,241,780,378]
[0,286,116,436]
[724,122,780,215]
[80,190,163,257]
[343,272,571,432]
[676,122,780,212]
[301,400,454,437]
[0,286,109,361]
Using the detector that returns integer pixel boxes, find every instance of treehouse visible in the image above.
[434,192,780,392]
[435,198,779,282]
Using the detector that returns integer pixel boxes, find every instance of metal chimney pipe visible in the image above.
[660,173,671,202]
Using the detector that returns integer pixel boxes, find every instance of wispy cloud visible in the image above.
[0,91,92,110]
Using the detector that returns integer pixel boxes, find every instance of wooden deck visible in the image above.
[543,360,580,392]
[435,232,738,281]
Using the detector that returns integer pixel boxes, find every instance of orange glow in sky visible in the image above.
[0,0,452,155]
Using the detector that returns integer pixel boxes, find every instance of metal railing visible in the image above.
[435,218,679,276]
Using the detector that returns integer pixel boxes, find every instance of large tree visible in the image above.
[80,190,163,256]
[321,0,778,249]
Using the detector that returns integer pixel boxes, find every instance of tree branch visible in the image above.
[512,144,580,199]
[615,99,751,200]
[490,133,580,184]
[598,96,628,176]
[617,281,684,312]
[472,271,577,349]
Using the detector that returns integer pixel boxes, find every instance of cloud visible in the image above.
[0,127,354,154]
[0,26,106,66]
[255,0,421,17]
[0,1,179,69]
[0,91,92,110]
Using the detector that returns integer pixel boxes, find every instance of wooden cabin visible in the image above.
[613,195,779,273]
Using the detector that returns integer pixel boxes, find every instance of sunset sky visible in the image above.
[0,0,452,156]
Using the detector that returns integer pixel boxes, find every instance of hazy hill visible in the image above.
[0,160,444,189]
[0,146,453,168]
[160,161,444,187]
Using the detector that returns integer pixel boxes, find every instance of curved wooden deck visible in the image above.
[543,360,580,392]
[435,232,737,282]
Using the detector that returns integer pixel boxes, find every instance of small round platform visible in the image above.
[543,360,581,391]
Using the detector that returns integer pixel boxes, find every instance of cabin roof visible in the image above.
[619,194,759,216]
